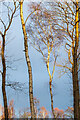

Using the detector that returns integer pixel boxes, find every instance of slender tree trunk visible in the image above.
[72,52,79,119]
[1,35,8,120]
[49,78,55,118]
[72,1,79,119]
[20,1,35,118]
[78,3,80,119]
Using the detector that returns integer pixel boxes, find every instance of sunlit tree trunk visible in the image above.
[46,45,57,118]
[20,1,35,118]
[47,66,55,117]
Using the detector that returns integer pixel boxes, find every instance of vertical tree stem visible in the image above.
[20,1,35,118]
[1,35,8,120]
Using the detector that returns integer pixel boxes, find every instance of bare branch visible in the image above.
[4,2,19,35]
[3,2,13,12]
[25,10,38,25]
[52,55,58,79]
[65,2,75,15]
[56,64,72,72]
[0,18,6,30]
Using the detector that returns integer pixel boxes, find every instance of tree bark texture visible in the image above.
[20,1,35,118]
[49,79,55,118]
[72,1,79,119]
[1,35,8,120]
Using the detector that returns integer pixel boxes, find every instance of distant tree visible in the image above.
[65,107,74,118]
[53,108,65,118]
[0,100,15,119]
[19,97,49,118]
[38,106,49,118]
[18,97,74,118]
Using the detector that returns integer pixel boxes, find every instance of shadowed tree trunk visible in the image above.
[20,1,35,118]
[1,35,8,120]
[0,1,19,119]
[72,1,79,119]
[78,3,80,119]
[72,49,79,119]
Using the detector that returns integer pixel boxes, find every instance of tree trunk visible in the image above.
[1,35,8,120]
[78,2,80,119]
[49,78,55,118]
[72,2,79,119]
[20,1,35,118]
[72,50,79,119]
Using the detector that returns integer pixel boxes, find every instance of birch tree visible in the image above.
[53,1,80,119]
[26,2,63,118]
[19,0,36,118]
[26,1,80,119]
